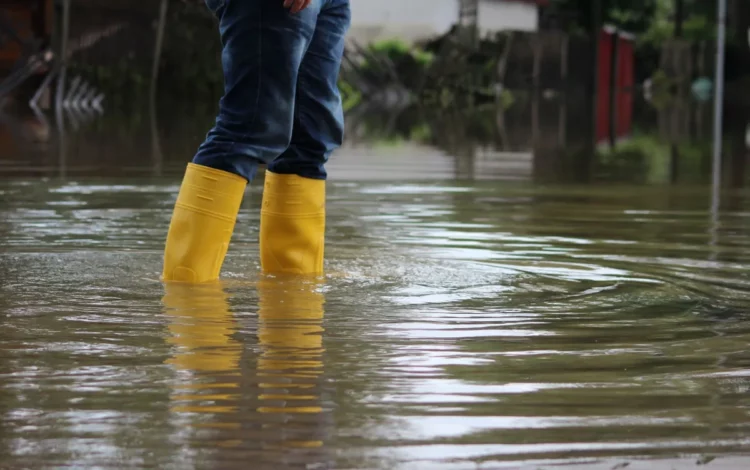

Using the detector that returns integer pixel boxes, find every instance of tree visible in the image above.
[551,0,658,36]
[641,0,718,44]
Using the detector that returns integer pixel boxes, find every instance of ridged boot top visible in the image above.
[261,172,325,217]
[176,163,247,221]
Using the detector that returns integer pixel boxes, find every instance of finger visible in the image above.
[291,0,309,13]
[291,0,303,13]
[283,0,293,8]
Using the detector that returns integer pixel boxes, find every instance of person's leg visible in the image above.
[163,0,323,283]
[260,0,350,275]
[267,0,350,180]
[194,0,322,181]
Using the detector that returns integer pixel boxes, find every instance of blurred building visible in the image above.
[350,0,548,44]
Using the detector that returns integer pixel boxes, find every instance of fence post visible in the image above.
[150,0,168,104]
[712,0,727,188]
[55,0,71,112]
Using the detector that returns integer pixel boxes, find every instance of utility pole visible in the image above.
[150,0,168,104]
[712,0,727,210]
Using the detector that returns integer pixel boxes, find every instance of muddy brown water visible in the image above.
[1,166,749,469]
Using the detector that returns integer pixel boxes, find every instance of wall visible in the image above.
[349,0,539,44]
[349,0,457,44]
[478,1,539,36]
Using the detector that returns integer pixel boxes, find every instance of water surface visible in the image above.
[1,176,749,469]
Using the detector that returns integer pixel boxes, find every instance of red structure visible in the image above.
[596,27,615,145]
[0,0,54,102]
[595,25,635,146]
[0,0,53,71]
[615,33,635,140]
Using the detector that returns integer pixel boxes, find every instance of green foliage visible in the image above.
[338,79,362,112]
[648,69,678,108]
[639,0,716,45]
[553,0,658,36]
[368,39,435,67]
[498,89,515,109]
[597,134,664,182]
[607,0,660,34]
[368,38,410,60]
[409,122,432,142]
[358,38,435,91]
[596,132,711,183]
[554,0,721,46]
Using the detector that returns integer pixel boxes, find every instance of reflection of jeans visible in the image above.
[193,0,351,182]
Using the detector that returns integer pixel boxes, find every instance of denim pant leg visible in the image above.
[193,0,322,182]
[267,0,351,180]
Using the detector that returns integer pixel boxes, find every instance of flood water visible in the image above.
[1,164,750,468]
[0,91,749,469]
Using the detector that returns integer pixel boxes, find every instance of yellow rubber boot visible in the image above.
[163,163,247,283]
[259,171,325,275]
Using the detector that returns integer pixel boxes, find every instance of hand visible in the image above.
[283,0,312,14]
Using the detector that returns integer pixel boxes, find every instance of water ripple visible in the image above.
[0,181,749,468]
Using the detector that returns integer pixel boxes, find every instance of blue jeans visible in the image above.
[193,0,351,182]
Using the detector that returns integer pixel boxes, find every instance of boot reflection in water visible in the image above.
[256,275,327,450]
[163,282,241,416]
[163,277,330,454]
